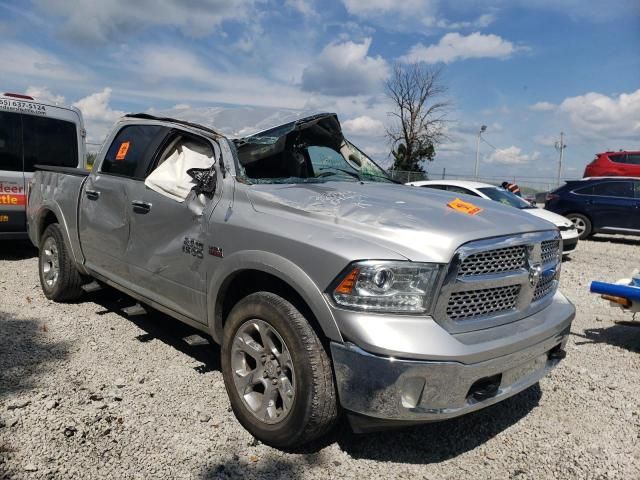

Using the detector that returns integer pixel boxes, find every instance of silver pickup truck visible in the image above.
[27,112,575,448]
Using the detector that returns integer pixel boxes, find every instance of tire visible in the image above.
[566,213,592,240]
[38,223,84,302]
[221,292,338,448]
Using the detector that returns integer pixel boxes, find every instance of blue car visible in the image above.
[545,177,640,239]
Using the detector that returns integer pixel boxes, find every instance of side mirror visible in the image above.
[187,167,217,197]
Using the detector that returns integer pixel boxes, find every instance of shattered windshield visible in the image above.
[232,114,395,184]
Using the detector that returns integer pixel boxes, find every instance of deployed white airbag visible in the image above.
[145,141,214,202]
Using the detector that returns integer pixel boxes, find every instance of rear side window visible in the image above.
[609,154,626,164]
[420,184,446,190]
[627,154,640,165]
[591,181,634,198]
[0,112,22,172]
[23,115,78,171]
[102,125,167,178]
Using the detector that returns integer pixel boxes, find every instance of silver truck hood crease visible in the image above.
[246,182,556,263]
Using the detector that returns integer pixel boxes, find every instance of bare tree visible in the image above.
[385,64,450,173]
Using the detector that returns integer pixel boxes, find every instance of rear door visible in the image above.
[587,181,636,231]
[0,111,25,235]
[79,124,169,282]
[632,180,640,231]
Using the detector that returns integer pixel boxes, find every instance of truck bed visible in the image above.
[27,167,89,265]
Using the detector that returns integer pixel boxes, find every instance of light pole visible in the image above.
[554,132,566,186]
[474,125,487,180]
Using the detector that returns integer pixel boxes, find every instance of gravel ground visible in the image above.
[1,236,639,479]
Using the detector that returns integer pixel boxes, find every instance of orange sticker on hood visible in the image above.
[447,198,483,216]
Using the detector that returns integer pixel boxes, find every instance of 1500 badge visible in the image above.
[182,237,204,258]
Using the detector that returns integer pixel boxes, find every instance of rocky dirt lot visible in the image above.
[0,236,639,479]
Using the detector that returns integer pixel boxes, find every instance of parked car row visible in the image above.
[406,180,580,255]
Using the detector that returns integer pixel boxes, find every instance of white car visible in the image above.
[407,180,579,255]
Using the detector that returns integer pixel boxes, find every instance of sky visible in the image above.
[1,0,639,187]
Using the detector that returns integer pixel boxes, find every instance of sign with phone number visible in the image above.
[0,98,47,116]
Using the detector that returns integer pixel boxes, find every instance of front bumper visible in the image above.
[560,229,579,254]
[331,312,572,423]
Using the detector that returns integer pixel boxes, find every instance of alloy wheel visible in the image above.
[230,319,296,424]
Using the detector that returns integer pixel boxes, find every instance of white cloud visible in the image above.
[342,115,385,136]
[485,146,532,165]
[0,42,87,82]
[401,32,524,64]
[73,88,125,143]
[435,13,496,29]
[285,0,318,16]
[25,86,66,104]
[557,89,640,141]
[341,0,497,32]
[534,134,558,147]
[342,0,435,17]
[301,38,389,96]
[529,101,557,111]
[37,0,258,45]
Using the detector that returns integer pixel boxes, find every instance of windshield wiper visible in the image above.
[317,168,362,181]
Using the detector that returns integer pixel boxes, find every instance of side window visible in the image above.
[23,115,78,171]
[102,125,167,178]
[634,181,640,199]
[0,112,22,172]
[626,154,640,165]
[591,181,634,198]
[447,186,479,196]
[420,185,446,190]
[574,185,594,195]
[609,154,627,164]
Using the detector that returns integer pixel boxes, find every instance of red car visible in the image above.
[584,151,640,177]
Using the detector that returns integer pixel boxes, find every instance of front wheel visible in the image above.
[221,292,338,448]
[566,213,592,240]
[38,223,84,302]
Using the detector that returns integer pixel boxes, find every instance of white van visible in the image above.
[0,92,86,239]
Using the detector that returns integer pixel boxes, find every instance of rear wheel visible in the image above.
[566,213,592,240]
[221,292,337,448]
[38,223,84,301]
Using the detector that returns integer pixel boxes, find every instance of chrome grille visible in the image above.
[458,245,528,277]
[541,240,560,264]
[533,270,556,301]
[446,285,521,321]
[434,231,562,334]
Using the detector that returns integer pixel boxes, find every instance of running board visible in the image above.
[81,281,103,293]
[122,303,148,316]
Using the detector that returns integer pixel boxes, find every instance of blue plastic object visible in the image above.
[590,281,640,302]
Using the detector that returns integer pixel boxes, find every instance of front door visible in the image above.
[125,130,222,322]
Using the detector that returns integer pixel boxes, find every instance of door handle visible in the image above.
[131,201,152,214]
[85,189,100,200]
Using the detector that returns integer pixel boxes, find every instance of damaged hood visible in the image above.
[245,182,557,263]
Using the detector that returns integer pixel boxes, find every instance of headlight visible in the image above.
[329,261,442,313]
